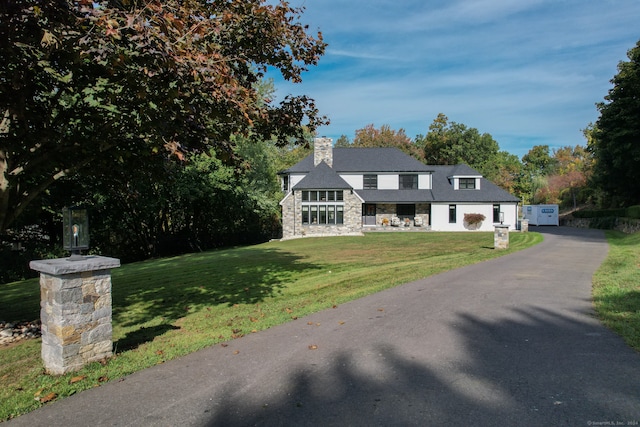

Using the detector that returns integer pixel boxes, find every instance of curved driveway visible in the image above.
[9,227,640,426]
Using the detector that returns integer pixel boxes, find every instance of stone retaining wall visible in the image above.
[561,217,640,234]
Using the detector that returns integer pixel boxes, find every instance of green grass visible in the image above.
[0,232,541,421]
[593,231,640,352]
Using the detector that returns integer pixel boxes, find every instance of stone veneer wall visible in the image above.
[39,270,113,374]
[313,137,333,167]
[281,190,363,239]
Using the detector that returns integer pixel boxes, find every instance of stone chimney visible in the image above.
[313,137,333,167]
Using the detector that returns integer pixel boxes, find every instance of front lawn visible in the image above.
[0,232,541,421]
[592,231,640,352]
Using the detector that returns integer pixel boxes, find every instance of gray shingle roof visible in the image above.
[430,165,520,202]
[282,148,432,173]
[283,148,520,203]
[355,189,435,203]
[292,161,352,190]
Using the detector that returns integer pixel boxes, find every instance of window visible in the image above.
[459,178,476,189]
[493,204,500,223]
[397,204,416,218]
[399,174,418,189]
[363,175,378,190]
[449,205,456,223]
[282,176,289,192]
[301,191,345,226]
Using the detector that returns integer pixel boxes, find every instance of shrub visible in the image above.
[464,213,486,225]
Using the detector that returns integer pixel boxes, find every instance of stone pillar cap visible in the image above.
[29,256,121,275]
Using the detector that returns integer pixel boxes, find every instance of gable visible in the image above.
[292,161,352,190]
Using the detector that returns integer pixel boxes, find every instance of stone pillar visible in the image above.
[494,225,510,249]
[520,219,529,232]
[29,256,120,375]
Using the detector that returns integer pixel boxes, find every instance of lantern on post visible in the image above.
[63,206,89,260]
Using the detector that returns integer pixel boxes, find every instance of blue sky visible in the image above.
[269,0,640,158]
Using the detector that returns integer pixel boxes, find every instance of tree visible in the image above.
[592,39,640,206]
[521,145,557,177]
[0,0,328,233]
[350,124,423,160]
[417,113,500,176]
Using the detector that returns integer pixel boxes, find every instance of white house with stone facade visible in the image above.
[278,137,520,240]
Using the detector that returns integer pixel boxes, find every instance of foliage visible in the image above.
[593,231,640,351]
[339,124,423,160]
[573,205,640,219]
[522,144,593,208]
[0,232,541,420]
[417,113,500,177]
[591,39,640,207]
[522,145,558,177]
[0,0,328,233]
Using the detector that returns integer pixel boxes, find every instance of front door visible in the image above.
[363,204,377,225]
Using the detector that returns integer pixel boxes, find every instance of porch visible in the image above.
[363,224,432,233]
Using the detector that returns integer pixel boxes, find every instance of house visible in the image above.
[278,137,520,239]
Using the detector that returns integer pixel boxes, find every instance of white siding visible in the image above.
[340,174,363,189]
[378,174,398,190]
[290,174,305,188]
[418,174,431,189]
[431,203,518,231]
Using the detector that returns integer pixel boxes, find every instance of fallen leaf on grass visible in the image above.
[156,350,164,356]
[98,376,108,383]
[39,392,57,403]
[69,375,87,384]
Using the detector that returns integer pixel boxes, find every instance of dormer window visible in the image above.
[459,178,476,189]
[363,174,377,189]
[399,174,418,189]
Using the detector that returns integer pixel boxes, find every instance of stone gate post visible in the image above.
[494,224,510,249]
[29,256,120,375]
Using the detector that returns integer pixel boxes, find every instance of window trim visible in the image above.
[459,178,476,189]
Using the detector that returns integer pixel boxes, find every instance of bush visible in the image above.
[464,213,486,225]
[574,205,640,220]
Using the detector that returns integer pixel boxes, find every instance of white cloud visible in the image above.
[274,0,640,157]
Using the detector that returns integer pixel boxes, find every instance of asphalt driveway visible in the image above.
[8,226,640,426]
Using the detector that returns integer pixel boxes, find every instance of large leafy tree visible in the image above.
[592,39,640,206]
[417,113,500,176]
[347,124,423,160]
[0,0,327,232]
